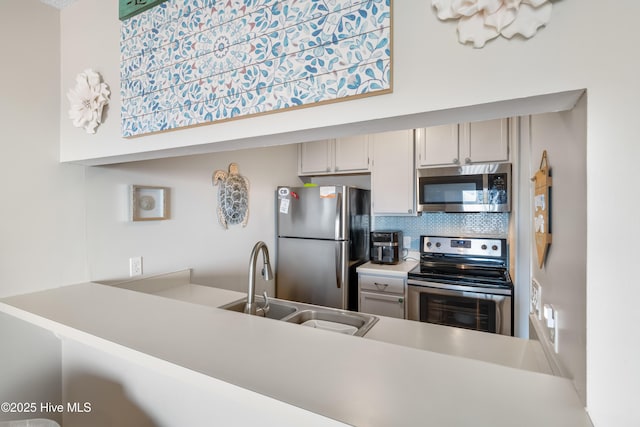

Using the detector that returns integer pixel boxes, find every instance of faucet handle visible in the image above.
[261,291,271,315]
[254,291,271,317]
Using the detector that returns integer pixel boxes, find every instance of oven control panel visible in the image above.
[421,236,504,257]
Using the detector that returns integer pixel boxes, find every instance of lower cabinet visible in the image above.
[358,274,406,319]
[360,291,405,319]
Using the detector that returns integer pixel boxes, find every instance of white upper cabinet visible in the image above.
[298,136,370,176]
[415,124,459,168]
[370,130,416,215]
[416,118,509,167]
[460,118,509,164]
[334,135,370,173]
[298,140,333,175]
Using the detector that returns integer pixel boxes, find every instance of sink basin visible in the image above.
[282,310,378,337]
[219,297,297,320]
[219,296,379,337]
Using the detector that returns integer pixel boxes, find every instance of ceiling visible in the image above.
[39,0,77,9]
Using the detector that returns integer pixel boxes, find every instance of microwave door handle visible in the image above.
[483,173,489,204]
[377,246,382,261]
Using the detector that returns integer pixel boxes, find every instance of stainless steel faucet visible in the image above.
[245,241,274,315]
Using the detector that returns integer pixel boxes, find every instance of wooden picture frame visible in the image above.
[131,185,170,221]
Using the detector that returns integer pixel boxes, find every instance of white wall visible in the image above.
[0,0,87,298]
[527,96,587,404]
[51,0,640,425]
[85,145,302,292]
[0,2,82,421]
[58,0,586,165]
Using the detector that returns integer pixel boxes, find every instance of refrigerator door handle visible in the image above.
[335,243,343,289]
[334,191,343,239]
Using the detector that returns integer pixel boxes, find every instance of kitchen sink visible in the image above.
[219,297,297,320]
[283,309,377,337]
[219,296,378,337]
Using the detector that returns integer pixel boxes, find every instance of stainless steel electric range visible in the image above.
[407,236,514,336]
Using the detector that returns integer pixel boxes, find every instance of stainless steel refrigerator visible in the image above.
[276,185,370,311]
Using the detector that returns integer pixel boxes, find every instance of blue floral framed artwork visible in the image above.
[120,0,392,137]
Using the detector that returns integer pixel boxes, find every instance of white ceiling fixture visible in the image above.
[39,0,78,10]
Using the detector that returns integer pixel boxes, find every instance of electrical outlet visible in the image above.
[403,236,412,249]
[129,256,143,277]
[531,279,542,320]
[551,310,559,353]
[543,304,559,353]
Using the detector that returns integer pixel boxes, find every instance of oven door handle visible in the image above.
[495,303,502,335]
[407,279,512,296]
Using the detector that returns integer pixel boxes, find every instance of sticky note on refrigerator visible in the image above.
[319,186,336,198]
[279,198,290,214]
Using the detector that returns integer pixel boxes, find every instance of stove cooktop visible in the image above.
[408,236,513,290]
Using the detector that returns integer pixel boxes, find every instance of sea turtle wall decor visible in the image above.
[212,163,250,229]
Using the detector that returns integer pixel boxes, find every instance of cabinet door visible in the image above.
[299,140,332,175]
[460,118,509,163]
[359,291,405,318]
[415,124,459,167]
[370,130,416,215]
[334,135,370,173]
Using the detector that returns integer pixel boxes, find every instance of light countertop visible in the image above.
[356,260,419,277]
[115,272,550,374]
[0,281,591,427]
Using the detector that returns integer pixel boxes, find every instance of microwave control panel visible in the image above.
[488,173,508,205]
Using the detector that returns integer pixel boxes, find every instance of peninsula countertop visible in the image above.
[0,281,591,427]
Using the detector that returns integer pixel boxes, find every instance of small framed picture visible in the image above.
[131,185,170,221]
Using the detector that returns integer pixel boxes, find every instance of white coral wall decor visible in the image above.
[67,69,110,134]
[432,0,553,48]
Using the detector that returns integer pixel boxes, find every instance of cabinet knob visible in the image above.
[408,209,413,214]
[326,167,331,172]
[453,158,459,164]
[464,157,471,164]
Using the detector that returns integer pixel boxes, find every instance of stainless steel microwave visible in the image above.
[416,163,511,213]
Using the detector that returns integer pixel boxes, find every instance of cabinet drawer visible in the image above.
[359,275,405,294]
[359,291,405,319]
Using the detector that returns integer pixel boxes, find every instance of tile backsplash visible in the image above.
[373,213,509,250]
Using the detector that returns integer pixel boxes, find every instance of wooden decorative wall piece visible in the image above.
[532,150,552,268]
[120,0,393,137]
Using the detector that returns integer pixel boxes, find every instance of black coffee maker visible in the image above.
[370,230,403,264]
